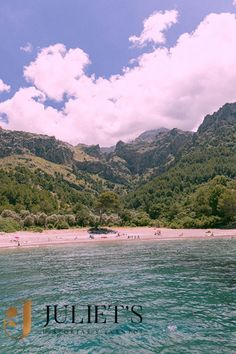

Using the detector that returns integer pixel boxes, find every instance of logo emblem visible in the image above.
[3,300,32,339]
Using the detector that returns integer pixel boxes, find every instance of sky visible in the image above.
[0,0,236,146]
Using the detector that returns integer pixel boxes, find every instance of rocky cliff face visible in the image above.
[193,103,236,151]
[82,144,102,158]
[1,102,235,186]
[135,127,169,142]
[198,103,236,135]
[0,129,74,165]
[74,128,193,181]
[112,128,193,175]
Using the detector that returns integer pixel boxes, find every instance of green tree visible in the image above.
[218,190,236,223]
[23,215,35,227]
[36,212,47,227]
[66,214,76,226]
[0,217,21,233]
[56,220,69,229]
[96,191,120,225]
[76,208,95,227]
[46,214,58,227]
[1,209,20,222]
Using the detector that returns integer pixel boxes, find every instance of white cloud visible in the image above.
[129,10,178,47]
[0,87,65,135]
[1,12,236,146]
[20,42,33,53]
[0,79,10,93]
[24,44,90,101]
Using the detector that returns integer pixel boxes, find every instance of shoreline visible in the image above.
[0,227,236,250]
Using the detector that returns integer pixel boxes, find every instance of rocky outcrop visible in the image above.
[0,129,74,165]
[194,102,236,148]
[113,129,193,174]
[82,144,102,158]
[74,160,129,184]
[135,127,169,142]
[1,101,236,186]
[198,103,236,135]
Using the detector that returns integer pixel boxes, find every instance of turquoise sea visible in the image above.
[0,239,235,353]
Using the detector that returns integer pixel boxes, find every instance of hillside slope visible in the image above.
[0,102,236,229]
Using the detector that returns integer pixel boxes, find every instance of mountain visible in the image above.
[113,128,192,176]
[100,145,116,154]
[0,125,193,185]
[198,102,236,136]
[126,103,236,228]
[0,101,236,230]
[100,128,170,153]
[0,129,74,164]
[135,127,170,142]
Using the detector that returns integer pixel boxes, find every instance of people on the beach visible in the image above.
[127,235,140,240]
[2,227,236,250]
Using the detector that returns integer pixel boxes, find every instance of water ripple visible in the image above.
[0,239,235,353]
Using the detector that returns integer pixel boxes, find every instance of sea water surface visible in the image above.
[0,239,235,354]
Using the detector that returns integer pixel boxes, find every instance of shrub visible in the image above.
[76,210,94,227]
[1,209,20,222]
[35,213,47,227]
[46,214,58,226]
[26,226,44,233]
[176,216,196,229]
[23,215,35,227]
[131,211,151,226]
[66,214,76,226]
[57,215,66,223]
[56,221,69,230]
[103,213,121,226]
[0,217,21,233]
[195,215,221,228]
[19,210,31,218]
[47,223,54,230]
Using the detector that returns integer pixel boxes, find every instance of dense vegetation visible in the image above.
[0,102,236,232]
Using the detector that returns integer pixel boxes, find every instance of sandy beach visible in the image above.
[0,227,236,250]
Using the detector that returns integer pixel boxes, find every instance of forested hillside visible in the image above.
[0,102,236,231]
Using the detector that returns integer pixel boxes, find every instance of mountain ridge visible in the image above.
[0,101,236,230]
